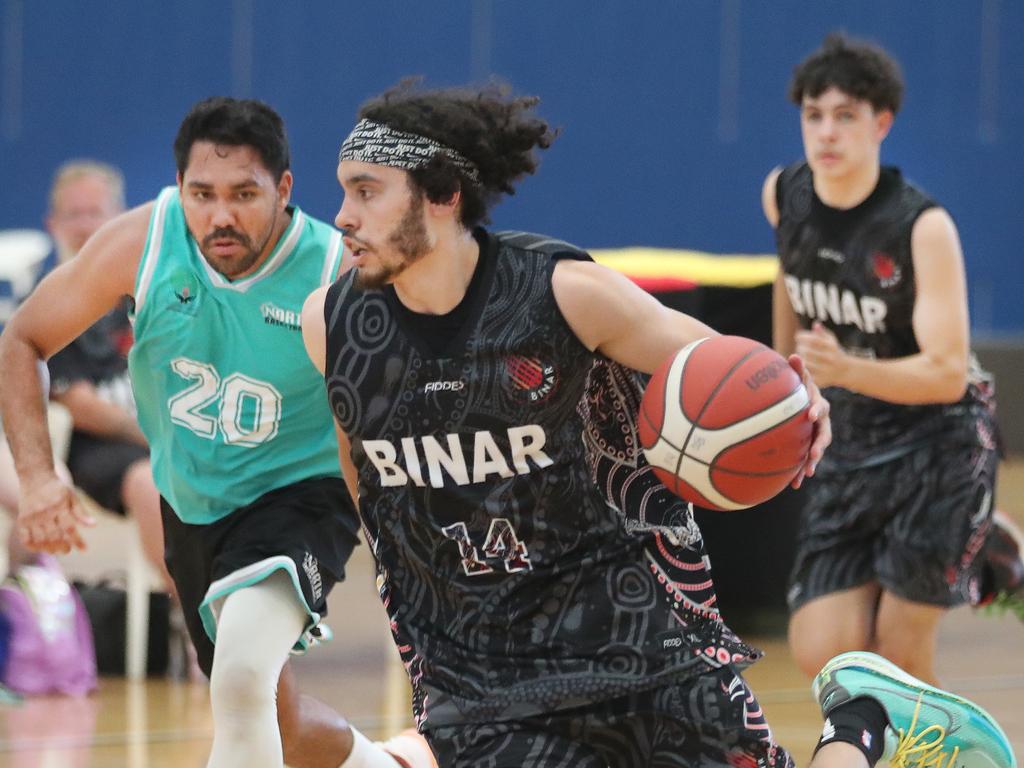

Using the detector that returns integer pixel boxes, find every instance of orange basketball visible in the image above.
[639,335,812,511]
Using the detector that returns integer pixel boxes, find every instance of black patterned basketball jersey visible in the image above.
[323,229,756,729]
[775,163,995,466]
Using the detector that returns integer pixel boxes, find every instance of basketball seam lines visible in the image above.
[673,342,760,497]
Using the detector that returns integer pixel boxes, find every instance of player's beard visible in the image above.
[354,193,430,291]
[195,206,279,280]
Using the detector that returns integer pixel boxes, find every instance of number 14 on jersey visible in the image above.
[442,519,533,576]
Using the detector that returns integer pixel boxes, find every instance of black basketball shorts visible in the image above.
[787,436,997,611]
[161,476,360,677]
[424,662,793,768]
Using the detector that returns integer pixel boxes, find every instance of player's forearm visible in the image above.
[54,387,148,447]
[835,352,967,404]
[0,333,58,483]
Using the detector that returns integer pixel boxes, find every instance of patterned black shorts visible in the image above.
[424,663,793,768]
[787,436,997,610]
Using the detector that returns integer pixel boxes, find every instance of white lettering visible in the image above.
[400,437,426,487]
[508,425,553,474]
[472,431,515,483]
[785,275,805,314]
[862,296,887,333]
[422,434,470,487]
[800,280,814,321]
[363,426,554,488]
[363,440,408,487]
[784,277,888,335]
[813,281,841,325]
[840,290,864,330]
[424,380,465,392]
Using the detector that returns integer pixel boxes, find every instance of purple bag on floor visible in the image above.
[0,557,97,695]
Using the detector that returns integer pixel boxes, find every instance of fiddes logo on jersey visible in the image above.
[261,302,302,331]
[424,380,465,393]
[504,356,557,402]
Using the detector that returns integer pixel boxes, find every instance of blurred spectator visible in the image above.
[40,161,171,592]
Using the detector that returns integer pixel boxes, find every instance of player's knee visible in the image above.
[788,634,835,679]
[788,614,854,678]
[209,652,276,712]
[872,634,932,681]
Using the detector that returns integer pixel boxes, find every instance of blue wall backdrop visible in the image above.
[1,0,1021,334]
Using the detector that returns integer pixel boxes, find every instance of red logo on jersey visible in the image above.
[871,252,902,288]
[504,356,557,402]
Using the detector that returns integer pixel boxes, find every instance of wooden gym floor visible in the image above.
[2,463,1023,767]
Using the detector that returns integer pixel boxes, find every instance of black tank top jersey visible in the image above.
[775,162,995,467]
[323,229,754,728]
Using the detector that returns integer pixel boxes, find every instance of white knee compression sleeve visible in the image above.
[206,570,309,768]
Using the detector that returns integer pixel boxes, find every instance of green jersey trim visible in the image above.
[320,228,344,286]
[134,187,176,312]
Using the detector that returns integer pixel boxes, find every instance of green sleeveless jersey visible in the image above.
[128,187,344,524]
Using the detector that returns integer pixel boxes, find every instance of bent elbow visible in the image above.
[937,363,968,403]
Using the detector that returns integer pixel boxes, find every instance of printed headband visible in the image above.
[338,119,481,183]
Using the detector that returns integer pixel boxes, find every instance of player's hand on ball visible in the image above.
[794,321,847,388]
[640,336,815,510]
[786,353,831,489]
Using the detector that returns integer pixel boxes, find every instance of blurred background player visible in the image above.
[763,32,1024,687]
[0,98,434,768]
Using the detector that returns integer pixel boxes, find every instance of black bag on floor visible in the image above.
[72,579,170,677]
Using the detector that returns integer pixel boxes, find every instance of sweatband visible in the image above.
[338,119,481,183]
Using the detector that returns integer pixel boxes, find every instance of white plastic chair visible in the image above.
[62,495,154,681]
[0,229,51,324]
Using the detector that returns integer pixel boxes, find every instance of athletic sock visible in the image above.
[338,726,402,768]
[814,696,888,766]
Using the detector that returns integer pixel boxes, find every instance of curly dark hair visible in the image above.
[356,79,558,229]
[789,32,904,114]
[174,97,290,182]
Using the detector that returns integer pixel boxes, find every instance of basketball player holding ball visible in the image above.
[767,30,1023,720]
[302,80,1015,768]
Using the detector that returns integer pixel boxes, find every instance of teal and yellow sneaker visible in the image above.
[813,651,1016,768]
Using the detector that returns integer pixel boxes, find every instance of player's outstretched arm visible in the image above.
[0,203,151,553]
[552,257,830,485]
[551,258,717,375]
